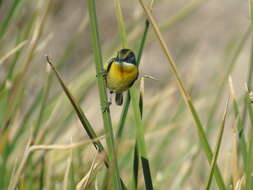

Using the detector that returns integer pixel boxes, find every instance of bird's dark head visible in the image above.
[117,49,136,65]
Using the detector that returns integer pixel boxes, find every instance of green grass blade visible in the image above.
[131,143,139,190]
[114,0,128,48]
[206,28,251,129]
[116,20,150,139]
[0,0,23,39]
[250,0,253,25]
[6,11,36,81]
[205,98,229,190]
[246,88,253,190]
[86,1,123,189]
[46,56,104,153]
[138,0,225,189]
[116,91,131,138]
[246,2,253,188]
[32,69,51,140]
[228,77,247,167]
[2,0,51,131]
[113,0,154,188]
[131,77,145,190]
[130,85,154,190]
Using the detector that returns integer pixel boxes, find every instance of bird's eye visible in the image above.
[128,55,135,63]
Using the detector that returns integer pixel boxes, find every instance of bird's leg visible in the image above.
[108,91,113,105]
[101,91,113,113]
[101,100,111,113]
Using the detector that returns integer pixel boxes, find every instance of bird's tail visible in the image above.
[115,93,123,106]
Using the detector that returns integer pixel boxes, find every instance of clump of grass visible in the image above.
[1,0,253,189]
[87,0,123,189]
[138,0,225,189]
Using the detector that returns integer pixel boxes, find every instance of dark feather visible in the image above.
[106,58,116,73]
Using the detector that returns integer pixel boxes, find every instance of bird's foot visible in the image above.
[96,70,107,78]
[101,100,112,113]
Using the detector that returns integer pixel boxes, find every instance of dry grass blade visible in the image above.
[235,176,245,190]
[0,40,27,65]
[8,137,32,190]
[76,151,104,190]
[228,76,247,166]
[8,136,104,190]
[30,136,105,151]
[138,0,225,189]
[63,155,72,190]
[7,159,18,190]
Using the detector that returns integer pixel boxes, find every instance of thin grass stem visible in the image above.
[87,0,123,189]
[138,0,225,189]
[205,98,229,189]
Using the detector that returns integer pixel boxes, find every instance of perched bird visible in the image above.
[105,49,139,105]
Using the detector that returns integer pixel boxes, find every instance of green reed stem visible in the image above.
[205,98,229,190]
[116,20,150,139]
[87,0,123,189]
[138,0,225,189]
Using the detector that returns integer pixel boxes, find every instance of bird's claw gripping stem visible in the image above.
[96,70,107,78]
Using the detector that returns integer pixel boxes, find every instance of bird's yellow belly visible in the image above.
[107,63,138,93]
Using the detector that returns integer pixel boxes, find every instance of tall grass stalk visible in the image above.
[132,77,144,189]
[206,28,251,130]
[228,76,247,167]
[244,5,253,190]
[113,0,154,189]
[138,0,225,189]
[87,0,123,189]
[0,0,23,40]
[116,0,152,141]
[159,0,204,31]
[63,150,73,190]
[248,0,253,91]
[114,0,128,48]
[205,98,229,190]
[241,0,253,145]
[246,88,253,189]
[130,85,154,190]
[116,20,150,139]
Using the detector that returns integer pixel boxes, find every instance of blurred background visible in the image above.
[0,0,251,189]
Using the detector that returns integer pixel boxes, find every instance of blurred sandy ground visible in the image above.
[0,0,250,136]
[1,0,250,139]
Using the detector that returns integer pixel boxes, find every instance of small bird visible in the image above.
[105,49,139,105]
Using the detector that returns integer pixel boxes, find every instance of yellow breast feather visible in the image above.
[106,61,138,93]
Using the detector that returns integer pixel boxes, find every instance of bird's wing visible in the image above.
[105,58,115,73]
